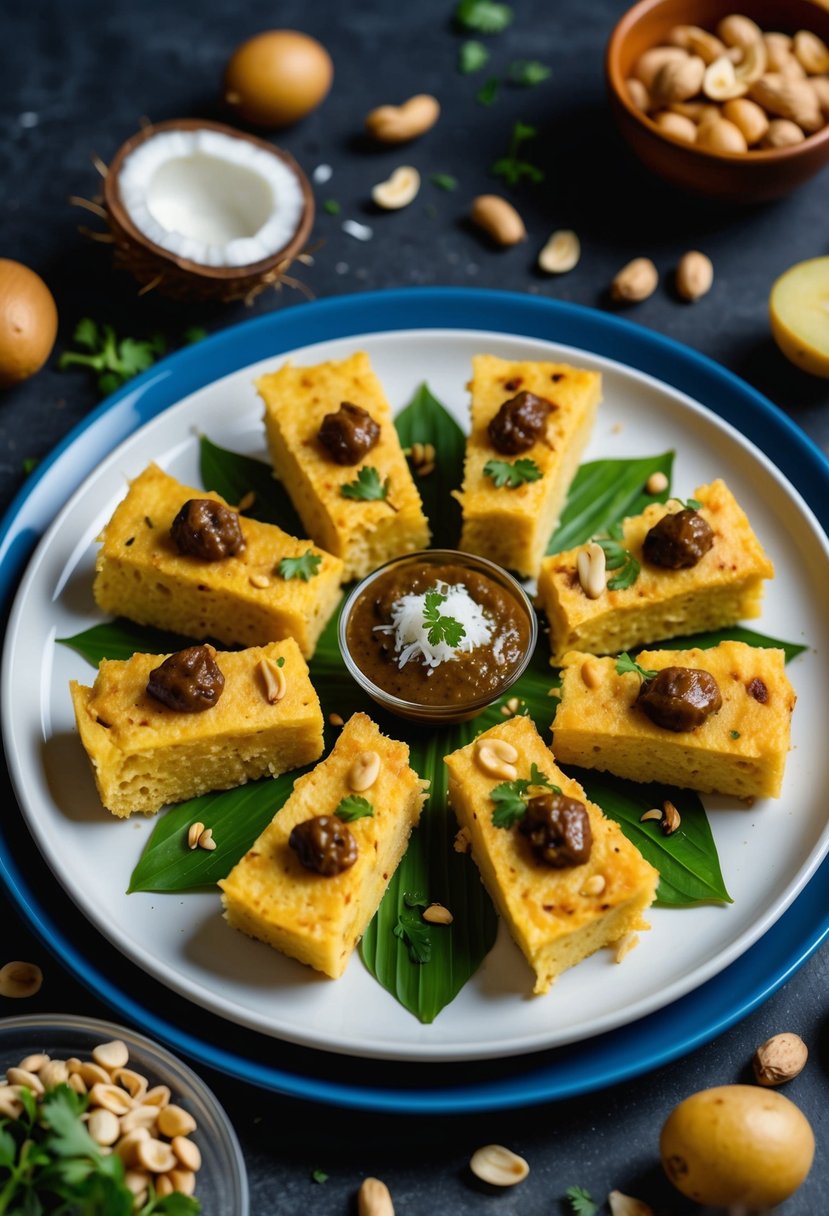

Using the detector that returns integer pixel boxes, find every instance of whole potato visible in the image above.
[223,30,333,128]
[660,1084,814,1208]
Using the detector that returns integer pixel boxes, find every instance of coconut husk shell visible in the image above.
[101,118,315,304]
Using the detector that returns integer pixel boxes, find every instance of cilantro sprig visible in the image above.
[616,652,658,681]
[565,1186,599,1216]
[594,533,641,590]
[335,795,374,822]
[483,457,542,489]
[672,496,703,511]
[454,0,514,34]
[459,40,489,73]
[393,911,432,963]
[509,59,552,86]
[58,319,166,396]
[0,1083,199,1214]
[340,466,396,510]
[278,552,322,581]
[491,763,561,828]
[492,121,544,185]
[423,590,466,648]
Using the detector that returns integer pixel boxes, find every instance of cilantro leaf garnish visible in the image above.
[430,173,458,192]
[483,457,543,489]
[673,496,703,511]
[491,765,561,828]
[616,652,658,681]
[509,59,552,86]
[454,0,513,34]
[59,320,166,396]
[404,890,429,908]
[311,1167,329,1184]
[459,40,489,73]
[322,199,341,215]
[565,1185,599,1216]
[476,76,499,106]
[423,590,467,648]
[340,466,393,507]
[393,912,432,963]
[183,325,207,344]
[594,536,641,590]
[491,121,544,185]
[335,795,374,822]
[278,552,322,581]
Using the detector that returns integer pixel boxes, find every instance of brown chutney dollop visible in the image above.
[346,562,531,706]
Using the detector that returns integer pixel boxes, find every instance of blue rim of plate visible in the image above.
[1,287,828,1114]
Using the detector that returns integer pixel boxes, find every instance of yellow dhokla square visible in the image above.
[219,712,428,979]
[70,639,324,818]
[455,355,602,579]
[537,480,774,664]
[552,642,795,798]
[257,352,430,581]
[92,463,343,658]
[444,716,658,994]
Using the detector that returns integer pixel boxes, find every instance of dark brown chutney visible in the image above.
[317,401,380,465]
[346,563,531,707]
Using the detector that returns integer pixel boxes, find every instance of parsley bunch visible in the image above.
[0,1084,199,1215]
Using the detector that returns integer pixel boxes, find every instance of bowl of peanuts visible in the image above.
[0,1013,249,1213]
[606,0,829,201]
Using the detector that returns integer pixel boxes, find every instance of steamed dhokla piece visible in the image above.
[552,642,795,798]
[92,463,343,658]
[455,355,602,579]
[444,716,658,994]
[257,352,430,581]
[70,639,324,818]
[537,480,774,664]
[219,712,428,979]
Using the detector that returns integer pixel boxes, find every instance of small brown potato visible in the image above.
[660,1084,815,1209]
[0,260,58,389]
[223,30,333,128]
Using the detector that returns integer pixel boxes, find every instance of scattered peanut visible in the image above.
[475,736,519,781]
[372,165,421,210]
[0,960,43,998]
[348,749,381,792]
[248,572,270,589]
[676,250,714,302]
[422,903,453,925]
[640,807,664,823]
[753,1032,809,1085]
[763,118,806,147]
[469,1143,530,1187]
[722,96,769,144]
[197,826,217,851]
[358,1176,395,1216]
[576,542,607,598]
[365,94,439,143]
[662,799,682,835]
[470,194,527,247]
[654,110,697,143]
[258,655,287,703]
[610,257,658,304]
[328,711,344,727]
[646,470,669,494]
[608,1191,655,1216]
[537,228,581,274]
[93,1039,130,1072]
[581,874,606,896]
[717,14,763,50]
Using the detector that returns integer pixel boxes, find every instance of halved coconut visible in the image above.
[101,118,314,303]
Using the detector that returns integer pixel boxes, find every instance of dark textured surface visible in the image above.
[1,1,828,1213]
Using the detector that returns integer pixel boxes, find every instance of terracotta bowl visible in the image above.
[606,0,829,202]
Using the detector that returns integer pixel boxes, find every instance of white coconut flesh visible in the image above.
[117,128,305,269]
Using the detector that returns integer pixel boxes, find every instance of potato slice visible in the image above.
[769,255,829,378]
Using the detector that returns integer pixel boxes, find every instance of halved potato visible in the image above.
[769,255,829,378]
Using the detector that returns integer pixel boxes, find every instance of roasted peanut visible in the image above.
[651,54,706,104]
[793,29,829,75]
[654,110,697,142]
[365,94,439,143]
[704,55,748,100]
[676,251,714,302]
[722,97,769,143]
[469,1144,530,1186]
[696,116,748,151]
[762,118,806,147]
[626,76,651,110]
[0,960,43,998]
[470,195,526,246]
[610,257,658,304]
[372,165,420,209]
[717,14,763,50]
[753,1032,809,1085]
[633,45,688,89]
[537,229,581,273]
[749,74,822,131]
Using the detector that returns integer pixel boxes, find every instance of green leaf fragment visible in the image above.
[548,452,675,553]
[322,199,341,215]
[430,173,458,192]
[616,652,658,681]
[340,466,390,503]
[423,590,466,648]
[335,795,374,822]
[393,911,432,963]
[458,40,489,73]
[278,552,322,581]
[509,59,552,85]
[483,457,542,488]
[454,0,513,34]
[565,1185,599,1216]
[310,1168,329,1184]
[476,76,499,106]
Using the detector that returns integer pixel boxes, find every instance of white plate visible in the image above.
[4,327,829,1063]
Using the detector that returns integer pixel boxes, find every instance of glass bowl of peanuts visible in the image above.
[606,0,829,202]
[0,1013,249,1214]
